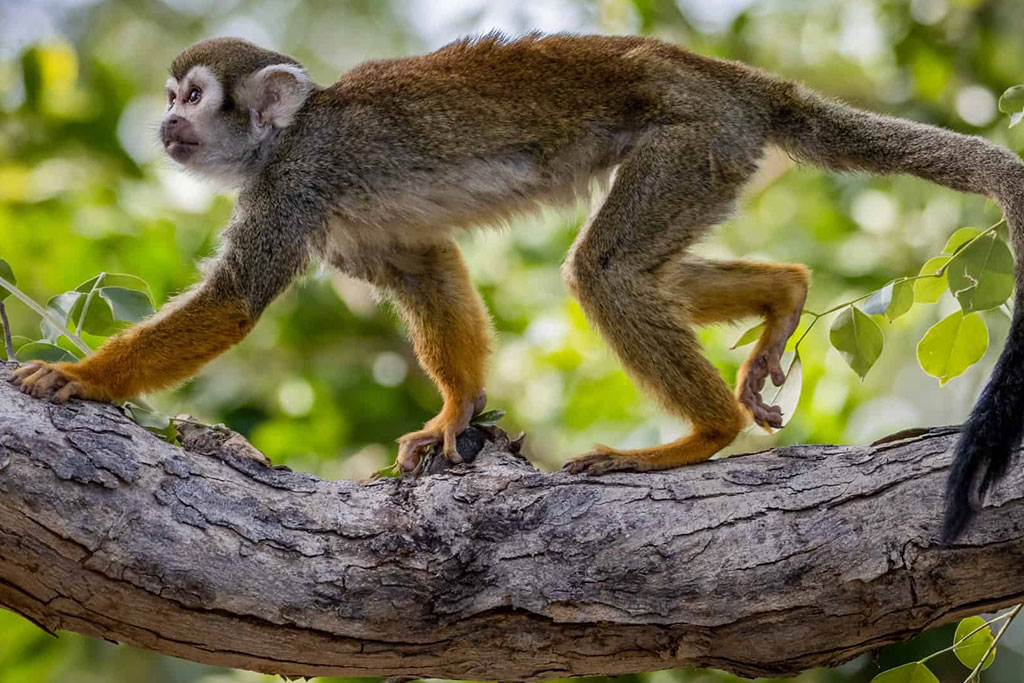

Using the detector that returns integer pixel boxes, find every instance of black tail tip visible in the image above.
[940,492,972,544]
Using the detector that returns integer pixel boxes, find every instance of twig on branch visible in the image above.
[0,363,1022,681]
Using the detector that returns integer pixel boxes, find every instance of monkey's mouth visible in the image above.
[164,140,200,162]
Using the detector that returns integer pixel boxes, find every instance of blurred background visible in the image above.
[1,0,1023,681]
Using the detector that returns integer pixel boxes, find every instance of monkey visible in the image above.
[9,34,1024,539]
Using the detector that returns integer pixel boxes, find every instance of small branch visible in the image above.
[0,302,13,361]
[0,364,1022,681]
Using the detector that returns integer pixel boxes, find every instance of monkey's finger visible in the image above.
[54,381,82,404]
[768,354,786,386]
[30,369,64,397]
[10,362,43,384]
[18,366,50,393]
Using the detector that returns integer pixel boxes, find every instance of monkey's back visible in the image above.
[278,33,769,244]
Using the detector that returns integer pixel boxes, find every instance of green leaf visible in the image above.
[942,227,982,255]
[75,273,152,294]
[998,85,1024,114]
[829,307,884,379]
[15,342,76,363]
[0,258,15,302]
[914,256,951,304]
[9,335,31,351]
[863,280,914,322]
[954,616,996,671]
[471,409,506,426]
[946,234,1015,313]
[732,323,765,349]
[917,311,989,385]
[870,662,939,683]
[41,291,83,342]
[70,293,118,336]
[99,286,154,323]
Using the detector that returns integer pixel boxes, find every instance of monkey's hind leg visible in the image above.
[563,122,776,475]
[342,241,492,474]
[663,257,809,428]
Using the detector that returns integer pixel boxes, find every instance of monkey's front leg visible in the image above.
[11,284,253,403]
[370,242,493,474]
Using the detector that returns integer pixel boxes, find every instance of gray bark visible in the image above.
[0,363,1022,681]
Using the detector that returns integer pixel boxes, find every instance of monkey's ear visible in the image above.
[237,64,313,134]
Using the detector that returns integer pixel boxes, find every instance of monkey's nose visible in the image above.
[165,115,184,128]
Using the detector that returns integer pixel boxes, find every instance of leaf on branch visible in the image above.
[870,662,939,683]
[732,322,765,349]
[863,280,914,322]
[0,258,15,302]
[829,307,883,379]
[916,311,988,385]
[946,233,1014,313]
[914,256,951,304]
[998,84,1024,126]
[953,616,996,671]
[15,341,77,363]
[942,227,982,256]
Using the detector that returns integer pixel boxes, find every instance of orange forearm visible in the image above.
[60,288,253,401]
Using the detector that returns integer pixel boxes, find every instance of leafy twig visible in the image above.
[792,219,1005,355]
[963,604,1021,682]
[0,274,92,356]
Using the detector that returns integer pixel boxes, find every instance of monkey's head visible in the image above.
[161,38,314,181]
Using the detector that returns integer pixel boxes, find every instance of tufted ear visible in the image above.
[236,64,313,134]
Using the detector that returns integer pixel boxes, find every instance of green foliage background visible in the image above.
[1,0,1023,681]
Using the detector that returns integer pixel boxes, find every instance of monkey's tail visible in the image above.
[767,83,1024,543]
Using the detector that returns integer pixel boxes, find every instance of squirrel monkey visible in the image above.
[11,35,1024,538]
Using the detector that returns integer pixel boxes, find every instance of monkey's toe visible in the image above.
[564,446,648,475]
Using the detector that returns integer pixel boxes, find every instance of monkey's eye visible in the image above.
[167,91,176,108]
[187,87,202,104]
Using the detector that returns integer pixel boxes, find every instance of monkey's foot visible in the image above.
[395,390,487,475]
[564,431,733,475]
[563,444,654,475]
[737,306,803,430]
[9,362,89,403]
[736,353,785,429]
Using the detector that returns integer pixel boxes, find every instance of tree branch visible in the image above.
[0,363,1021,681]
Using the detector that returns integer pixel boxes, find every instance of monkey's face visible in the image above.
[160,47,313,183]
[161,65,250,180]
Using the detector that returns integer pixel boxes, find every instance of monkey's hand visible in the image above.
[396,390,487,474]
[9,361,113,404]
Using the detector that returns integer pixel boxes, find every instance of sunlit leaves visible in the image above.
[914,256,950,303]
[999,84,1024,127]
[830,307,883,379]
[916,311,988,385]
[870,662,939,683]
[942,227,981,255]
[863,280,914,321]
[732,322,765,349]
[953,616,996,671]
[946,233,1015,313]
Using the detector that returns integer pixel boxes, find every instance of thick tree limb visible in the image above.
[0,363,1022,681]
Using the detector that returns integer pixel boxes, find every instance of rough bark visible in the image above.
[0,363,1022,681]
